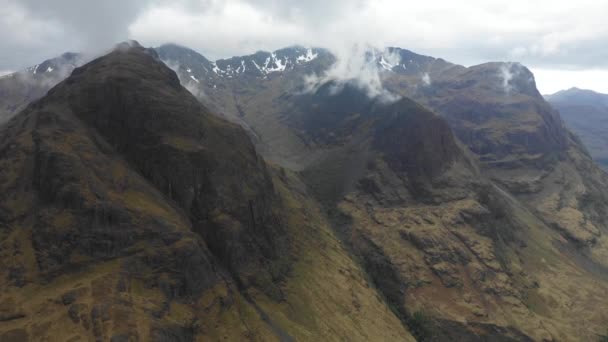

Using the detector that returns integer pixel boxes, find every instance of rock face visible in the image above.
[0,42,415,341]
[546,87,608,168]
[384,61,569,163]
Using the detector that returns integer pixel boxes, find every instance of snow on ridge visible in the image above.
[209,47,319,78]
[252,60,263,73]
[46,66,54,73]
[264,53,287,73]
[379,56,396,71]
[237,60,246,73]
[211,62,221,75]
[296,48,318,63]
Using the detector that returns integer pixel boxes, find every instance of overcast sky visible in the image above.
[1,0,607,94]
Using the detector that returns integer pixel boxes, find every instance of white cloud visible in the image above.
[0,1,64,46]
[421,73,431,87]
[0,1,70,69]
[500,63,515,93]
[128,1,310,60]
[127,0,608,68]
[302,45,401,103]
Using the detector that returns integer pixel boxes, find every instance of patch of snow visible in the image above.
[46,66,54,73]
[186,68,191,73]
[32,64,40,74]
[190,75,200,83]
[211,62,222,75]
[237,60,246,73]
[252,60,263,74]
[265,53,287,73]
[263,56,271,71]
[211,51,296,78]
[296,48,318,63]
[379,56,396,71]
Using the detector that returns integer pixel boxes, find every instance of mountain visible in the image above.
[157,43,608,340]
[380,57,608,249]
[546,87,608,168]
[0,42,416,341]
[0,52,84,124]
[159,44,608,247]
[3,42,608,340]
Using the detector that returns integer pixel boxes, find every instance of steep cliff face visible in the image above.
[384,62,568,163]
[0,42,414,341]
[282,83,471,204]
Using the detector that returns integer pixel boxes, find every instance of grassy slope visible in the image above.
[0,166,415,341]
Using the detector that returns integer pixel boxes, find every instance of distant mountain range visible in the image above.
[546,87,608,168]
[1,41,608,341]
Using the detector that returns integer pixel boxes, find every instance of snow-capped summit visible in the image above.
[156,44,329,82]
[24,52,83,78]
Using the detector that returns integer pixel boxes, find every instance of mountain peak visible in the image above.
[20,39,291,286]
[156,43,330,81]
[546,86,608,106]
[114,39,143,49]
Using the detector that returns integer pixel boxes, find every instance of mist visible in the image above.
[303,44,401,103]
[161,58,207,98]
[421,72,431,86]
[500,63,515,93]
